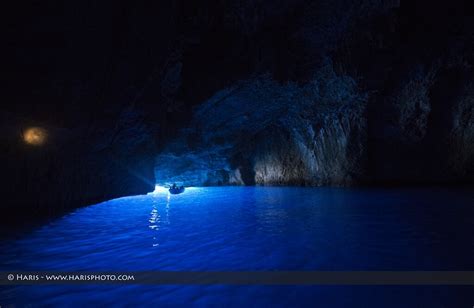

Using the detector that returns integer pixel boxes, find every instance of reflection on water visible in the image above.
[149,191,171,247]
[0,187,472,306]
[165,192,170,225]
[0,187,471,271]
[149,197,160,247]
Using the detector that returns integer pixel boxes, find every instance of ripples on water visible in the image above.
[0,187,473,306]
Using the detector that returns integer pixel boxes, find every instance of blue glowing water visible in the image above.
[1,187,472,307]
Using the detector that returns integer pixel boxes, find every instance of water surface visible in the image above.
[1,187,472,306]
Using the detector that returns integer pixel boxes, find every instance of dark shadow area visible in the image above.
[1,0,473,222]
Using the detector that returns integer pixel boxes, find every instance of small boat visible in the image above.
[169,185,185,195]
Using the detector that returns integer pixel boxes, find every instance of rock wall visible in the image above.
[154,0,474,187]
[155,62,368,186]
[0,109,156,222]
[2,0,473,225]
[369,63,474,184]
[155,59,474,187]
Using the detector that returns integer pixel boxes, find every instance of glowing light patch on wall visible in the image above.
[23,127,48,145]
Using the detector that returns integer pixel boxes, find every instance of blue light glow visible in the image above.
[150,185,200,195]
[150,185,169,194]
[0,187,471,306]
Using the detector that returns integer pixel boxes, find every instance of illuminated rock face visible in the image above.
[155,60,474,187]
[250,108,366,186]
[154,1,474,187]
[153,21,474,187]
[155,64,368,186]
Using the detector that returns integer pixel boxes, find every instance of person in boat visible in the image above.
[169,183,185,194]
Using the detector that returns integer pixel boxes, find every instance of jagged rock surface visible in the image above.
[156,63,368,186]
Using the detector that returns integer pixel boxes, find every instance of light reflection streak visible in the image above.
[149,197,160,247]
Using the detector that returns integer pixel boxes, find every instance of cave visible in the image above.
[0,0,473,306]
